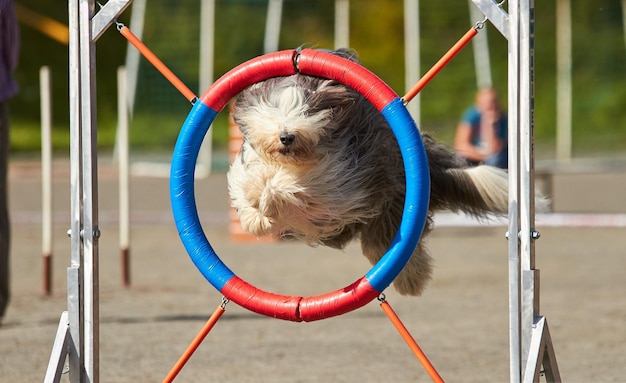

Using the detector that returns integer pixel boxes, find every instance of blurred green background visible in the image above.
[9,0,626,163]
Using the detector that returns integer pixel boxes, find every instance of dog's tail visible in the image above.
[424,134,549,216]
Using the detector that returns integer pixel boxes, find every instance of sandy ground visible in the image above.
[0,159,624,382]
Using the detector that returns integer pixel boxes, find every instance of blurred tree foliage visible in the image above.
[10,0,626,158]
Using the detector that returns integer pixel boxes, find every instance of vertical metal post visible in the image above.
[473,0,542,380]
[67,1,84,381]
[63,1,132,381]
[507,0,522,380]
[474,1,559,380]
[519,0,539,379]
[78,0,99,380]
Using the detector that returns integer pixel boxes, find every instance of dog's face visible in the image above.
[232,48,362,168]
[227,49,408,248]
[233,78,335,167]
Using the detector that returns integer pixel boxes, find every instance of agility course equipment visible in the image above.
[166,47,439,380]
[39,66,54,296]
[45,1,560,382]
[170,48,430,322]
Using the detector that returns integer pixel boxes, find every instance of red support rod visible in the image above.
[403,26,479,103]
[162,304,226,383]
[380,300,445,383]
[118,25,197,104]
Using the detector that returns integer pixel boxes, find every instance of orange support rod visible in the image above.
[162,304,226,383]
[118,25,197,104]
[380,300,445,383]
[403,26,479,104]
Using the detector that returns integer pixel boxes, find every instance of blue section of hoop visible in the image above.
[364,98,430,292]
[170,101,234,291]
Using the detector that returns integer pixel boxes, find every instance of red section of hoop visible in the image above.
[200,49,298,112]
[296,48,398,111]
[221,276,380,322]
[221,276,302,321]
[298,278,380,322]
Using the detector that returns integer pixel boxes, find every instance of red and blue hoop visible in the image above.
[170,48,430,322]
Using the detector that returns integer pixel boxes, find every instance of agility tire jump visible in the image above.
[170,48,430,322]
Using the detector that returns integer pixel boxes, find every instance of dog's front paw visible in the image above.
[228,151,307,238]
[237,206,274,237]
[254,172,304,217]
[239,171,305,235]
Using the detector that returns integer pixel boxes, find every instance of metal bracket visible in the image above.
[471,0,509,39]
[92,0,133,41]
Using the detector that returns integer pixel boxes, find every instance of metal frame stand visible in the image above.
[44,2,132,382]
[472,1,561,382]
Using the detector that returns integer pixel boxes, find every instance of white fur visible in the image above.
[465,166,550,213]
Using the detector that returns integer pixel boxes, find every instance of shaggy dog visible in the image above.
[227,48,546,296]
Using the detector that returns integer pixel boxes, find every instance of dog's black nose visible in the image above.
[279,132,296,146]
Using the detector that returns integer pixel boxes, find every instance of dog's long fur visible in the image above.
[228,48,547,296]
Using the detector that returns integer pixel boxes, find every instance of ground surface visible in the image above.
[0,159,624,382]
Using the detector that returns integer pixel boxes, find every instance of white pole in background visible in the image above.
[334,0,349,49]
[117,66,131,287]
[469,0,493,88]
[556,0,572,162]
[197,0,215,176]
[404,0,420,125]
[123,0,146,117]
[40,66,53,296]
[113,0,146,162]
[264,0,283,53]
[622,0,626,51]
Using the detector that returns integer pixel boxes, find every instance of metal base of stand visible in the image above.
[43,312,70,383]
[524,316,561,383]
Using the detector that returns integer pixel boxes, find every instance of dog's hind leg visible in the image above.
[361,228,434,296]
[360,200,434,296]
[391,241,434,296]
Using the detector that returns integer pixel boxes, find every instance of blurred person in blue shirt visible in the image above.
[0,0,19,323]
[454,87,508,169]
